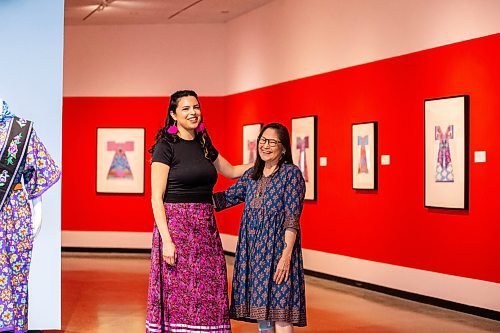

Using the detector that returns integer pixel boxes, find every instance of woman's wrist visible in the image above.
[160,233,173,244]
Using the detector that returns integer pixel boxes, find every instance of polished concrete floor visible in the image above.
[53,252,499,333]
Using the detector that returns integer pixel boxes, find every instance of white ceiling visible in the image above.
[65,0,275,25]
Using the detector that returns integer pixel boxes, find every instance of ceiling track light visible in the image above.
[83,0,113,21]
[168,0,205,20]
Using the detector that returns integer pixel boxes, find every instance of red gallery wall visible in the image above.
[62,96,226,232]
[63,34,500,284]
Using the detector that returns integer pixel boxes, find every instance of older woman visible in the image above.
[214,123,307,333]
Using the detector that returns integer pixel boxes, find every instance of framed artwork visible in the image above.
[243,123,262,164]
[424,95,469,209]
[292,116,317,201]
[352,122,378,190]
[96,128,145,194]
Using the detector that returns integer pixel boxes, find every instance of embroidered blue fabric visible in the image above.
[0,100,15,123]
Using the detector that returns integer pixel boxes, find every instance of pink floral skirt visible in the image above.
[146,203,231,333]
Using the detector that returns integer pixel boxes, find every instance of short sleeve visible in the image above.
[284,165,306,230]
[152,141,173,166]
[207,145,219,163]
[22,130,61,200]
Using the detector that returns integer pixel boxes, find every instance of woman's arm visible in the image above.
[213,168,251,212]
[274,228,297,284]
[274,165,306,284]
[213,154,252,179]
[151,162,176,265]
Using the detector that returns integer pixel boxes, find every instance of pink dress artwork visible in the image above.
[296,136,309,182]
[107,141,134,179]
[357,135,369,174]
[247,140,257,164]
[435,125,454,182]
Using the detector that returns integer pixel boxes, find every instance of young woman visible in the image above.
[146,90,249,333]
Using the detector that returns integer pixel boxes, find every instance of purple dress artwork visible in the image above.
[435,125,454,182]
[296,137,309,182]
[357,135,369,174]
[247,140,257,164]
[0,117,61,333]
[107,141,134,179]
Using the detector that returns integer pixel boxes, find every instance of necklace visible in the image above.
[263,164,278,178]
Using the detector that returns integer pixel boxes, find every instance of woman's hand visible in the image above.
[162,240,177,266]
[273,253,291,284]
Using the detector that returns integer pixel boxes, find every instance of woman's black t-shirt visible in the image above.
[152,138,219,203]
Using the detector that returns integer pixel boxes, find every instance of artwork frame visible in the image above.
[352,121,378,190]
[292,116,317,201]
[96,127,145,194]
[243,123,262,164]
[424,95,469,210]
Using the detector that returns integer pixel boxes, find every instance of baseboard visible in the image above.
[62,246,150,254]
[61,231,500,318]
[302,269,499,321]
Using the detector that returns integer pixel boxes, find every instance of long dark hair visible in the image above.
[251,123,293,180]
[150,90,213,161]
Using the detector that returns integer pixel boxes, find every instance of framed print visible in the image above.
[96,128,145,194]
[352,122,378,190]
[292,116,317,201]
[424,95,469,209]
[243,123,262,164]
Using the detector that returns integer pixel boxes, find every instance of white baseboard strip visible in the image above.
[62,231,500,313]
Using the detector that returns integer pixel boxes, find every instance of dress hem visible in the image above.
[230,305,307,327]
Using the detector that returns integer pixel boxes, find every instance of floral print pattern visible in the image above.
[0,118,61,333]
[6,133,22,166]
[146,203,231,333]
[214,164,307,327]
[0,170,9,187]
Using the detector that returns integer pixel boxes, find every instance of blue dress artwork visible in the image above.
[214,163,307,327]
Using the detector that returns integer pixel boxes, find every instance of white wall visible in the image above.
[64,24,226,96]
[0,0,64,330]
[64,0,500,97]
[225,0,500,94]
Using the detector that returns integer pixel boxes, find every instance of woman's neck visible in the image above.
[263,161,279,176]
[177,127,195,140]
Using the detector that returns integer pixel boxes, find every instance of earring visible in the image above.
[195,122,205,134]
[167,121,178,134]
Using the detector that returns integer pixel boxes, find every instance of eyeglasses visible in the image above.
[259,136,281,147]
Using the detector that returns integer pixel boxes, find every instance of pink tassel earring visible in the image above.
[195,122,205,134]
[167,121,178,134]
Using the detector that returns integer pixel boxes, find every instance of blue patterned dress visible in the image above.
[214,163,307,327]
[0,116,61,333]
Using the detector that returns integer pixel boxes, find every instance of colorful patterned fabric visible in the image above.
[214,163,307,327]
[0,117,33,211]
[146,203,231,333]
[357,135,369,174]
[0,101,15,123]
[435,125,455,182]
[0,119,61,333]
